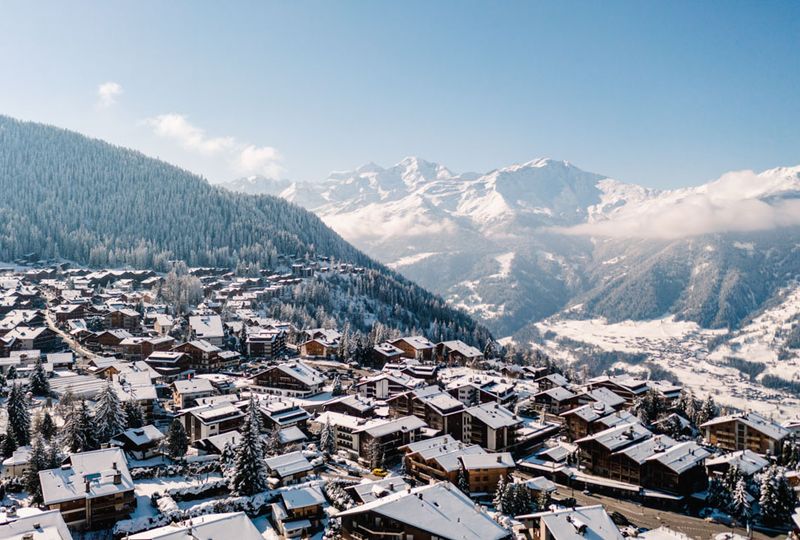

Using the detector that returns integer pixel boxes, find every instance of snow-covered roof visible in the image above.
[280,485,325,510]
[110,425,164,448]
[39,448,133,505]
[465,402,521,430]
[189,315,224,339]
[536,386,576,401]
[401,434,459,454]
[2,445,32,467]
[705,449,769,475]
[536,373,570,387]
[583,387,626,408]
[460,452,514,470]
[0,509,73,540]
[350,477,411,504]
[595,410,637,429]
[128,512,261,540]
[519,505,623,539]
[439,340,483,358]
[357,415,427,438]
[337,482,509,540]
[523,476,557,493]
[392,335,435,350]
[613,435,678,465]
[374,342,405,357]
[644,441,711,474]
[561,402,616,422]
[265,451,312,478]
[173,378,214,394]
[700,412,789,441]
[278,425,308,445]
[275,361,325,387]
[575,422,651,451]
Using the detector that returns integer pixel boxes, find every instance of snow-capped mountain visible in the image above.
[222,158,800,339]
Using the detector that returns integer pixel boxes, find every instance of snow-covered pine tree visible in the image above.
[220,440,236,475]
[331,375,343,396]
[366,438,384,470]
[500,479,515,516]
[731,476,750,523]
[28,357,50,397]
[774,466,796,525]
[697,395,718,425]
[514,482,532,515]
[123,399,145,429]
[61,399,97,453]
[759,465,783,526]
[457,467,470,495]
[319,418,336,457]
[1,430,17,458]
[265,425,282,455]
[95,380,126,442]
[167,419,188,459]
[493,474,506,513]
[7,384,31,446]
[38,411,57,440]
[25,434,48,504]
[228,396,269,496]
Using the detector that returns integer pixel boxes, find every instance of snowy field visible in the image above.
[535,314,800,421]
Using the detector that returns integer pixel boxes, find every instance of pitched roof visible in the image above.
[280,485,326,510]
[264,451,312,478]
[700,411,789,441]
[519,505,623,540]
[705,449,769,475]
[644,441,711,474]
[575,422,652,451]
[128,512,261,540]
[0,509,73,540]
[337,482,509,540]
[39,448,133,505]
[465,402,521,430]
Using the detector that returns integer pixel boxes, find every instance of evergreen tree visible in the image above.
[28,358,50,397]
[319,418,336,457]
[265,425,282,455]
[696,395,718,425]
[331,375,343,396]
[1,431,17,459]
[166,419,189,459]
[758,465,794,527]
[94,381,126,442]
[38,411,57,441]
[7,384,31,446]
[25,434,48,504]
[731,476,750,523]
[46,442,62,469]
[6,366,17,380]
[61,400,97,453]
[707,476,731,511]
[55,388,75,418]
[220,440,236,475]
[228,397,269,495]
[493,475,507,513]
[123,399,145,429]
[457,467,470,495]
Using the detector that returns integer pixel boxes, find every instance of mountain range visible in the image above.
[0,116,490,344]
[220,157,800,341]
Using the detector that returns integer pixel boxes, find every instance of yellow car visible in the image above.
[371,468,388,477]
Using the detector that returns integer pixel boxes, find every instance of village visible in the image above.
[0,259,799,540]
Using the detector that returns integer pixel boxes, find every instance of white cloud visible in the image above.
[554,168,800,239]
[143,113,284,179]
[144,113,234,155]
[96,81,123,108]
[236,144,283,178]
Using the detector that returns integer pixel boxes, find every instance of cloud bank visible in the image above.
[96,82,123,108]
[555,168,800,239]
[144,113,283,178]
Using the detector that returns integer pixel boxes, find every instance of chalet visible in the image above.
[271,486,326,538]
[338,482,511,540]
[463,402,522,453]
[534,372,570,391]
[383,358,439,381]
[129,512,262,540]
[643,440,710,495]
[705,449,769,477]
[388,386,465,440]
[89,329,132,351]
[447,379,517,408]
[39,448,135,528]
[52,302,86,324]
[561,402,619,441]
[401,435,485,486]
[1,445,32,479]
[391,335,435,361]
[172,378,215,408]
[460,452,516,494]
[322,394,376,418]
[105,308,141,332]
[258,399,310,430]
[518,505,623,540]
[371,342,405,365]
[586,375,650,405]
[0,510,73,540]
[172,339,224,373]
[575,422,652,480]
[153,313,175,336]
[299,337,339,358]
[4,326,59,352]
[534,386,579,415]
[356,415,428,465]
[354,371,424,400]
[265,451,313,487]
[144,351,191,380]
[245,328,286,359]
[299,327,341,345]
[436,340,484,364]
[701,412,789,455]
[575,387,627,410]
[189,314,224,346]
[249,361,325,397]
[179,402,245,442]
[194,431,241,456]
[109,425,165,460]
[346,477,411,505]
[119,335,174,361]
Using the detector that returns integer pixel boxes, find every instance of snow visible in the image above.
[490,252,515,278]
[387,251,439,269]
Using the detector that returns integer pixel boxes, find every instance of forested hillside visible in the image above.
[0,115,490,345]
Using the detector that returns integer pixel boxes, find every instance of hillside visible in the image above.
[0,115,490,344]
[223,158,800,337]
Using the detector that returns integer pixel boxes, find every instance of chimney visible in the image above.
[85,479,91,493]
[496,455,502,463]
[112,462,117,471]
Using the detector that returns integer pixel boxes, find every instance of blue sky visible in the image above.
[1,1,798,188]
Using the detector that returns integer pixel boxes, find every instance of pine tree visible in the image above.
[319,418,336,457]
[265,425,282,455]
[731,476,750,523]
[61,400,97,453]
[228,396,268,495]
[46,442,62,469]
[28,358,50,397]
[94,381,126,442]
[759,465,789,527]
[220,440,236,475]
[25,434,48,504]
[493,474,506,513]
[39,411,58,441]
[331,375,343,396]
[697,395,718,425]
[7,384,31,446]
[1,431,17,459]
[123,399,145,429]
[514,482,532,515]
[167,419,188,459]
[457,467,470,495]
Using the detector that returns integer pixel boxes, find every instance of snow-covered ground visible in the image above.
[536,314,800,420]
